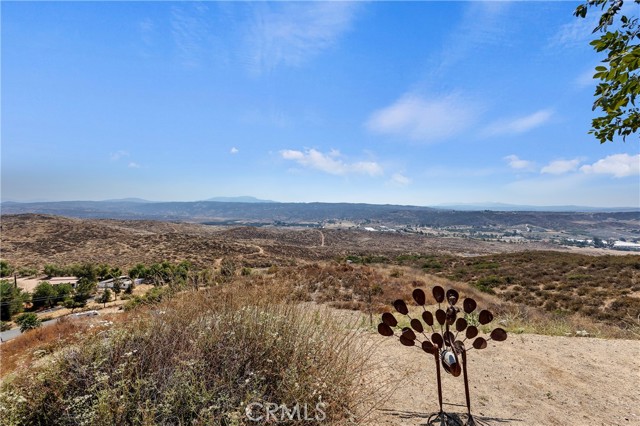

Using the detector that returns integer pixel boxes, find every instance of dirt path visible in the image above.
[319,230,325,247]
[368,333,640,426]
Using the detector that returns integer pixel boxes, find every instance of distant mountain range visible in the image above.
[1,199,638,231]
[435,202,639,212]
[203,196,278,203]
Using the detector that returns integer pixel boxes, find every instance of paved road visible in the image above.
[1,318,59,343]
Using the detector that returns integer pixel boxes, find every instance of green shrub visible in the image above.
[14,313,41,333]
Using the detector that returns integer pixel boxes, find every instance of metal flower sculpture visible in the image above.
[377,286,507,426]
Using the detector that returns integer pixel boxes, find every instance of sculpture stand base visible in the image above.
[426,412,476,426]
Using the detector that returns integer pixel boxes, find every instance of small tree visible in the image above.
[14,312,41,333]
[32,281,56,309]
[0,260,14,278]
[0,280,28,321]
[112,278,122,301]
[72,278,96,309]
[98,289,112,308]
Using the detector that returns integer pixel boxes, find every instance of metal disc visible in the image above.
[465,326,478,339]
[393,299,409,315]
[455,317,468,332]
[490,327,508,342]
[400,335,415,347]
[410,318,424,333]
[472,337,488,350]
[435,309,446,325]
[453,340,466,353]
[479,309,494,325]
[432,286,445,303]
[422,311,434,326]
[401,327,416,341]
[463,298,477,314]
[431,332,444,348]
[382,312,398,327]
[412,288,426,306]
[446,289,459,306]
[422,340,436,355]
[377,323,394,337]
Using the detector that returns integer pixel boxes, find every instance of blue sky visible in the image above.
[2,1,639,207]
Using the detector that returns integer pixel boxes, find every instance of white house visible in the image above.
[97,276,143,290]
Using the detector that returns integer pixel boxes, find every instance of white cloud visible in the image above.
[280,148,383,177]
[575,67,597,89]
[390,173,411,186]
[128,162,141,169]
[110,150,129,161]
[504,155,535,171]
[246,2,359,74]
[549,13,599,49]
[366,93,479,143]
[580,154,640,178]
[484,109,553,136]
[230,147,239,154]
[541,158,582,175]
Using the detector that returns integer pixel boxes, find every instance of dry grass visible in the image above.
[0,281,377,425]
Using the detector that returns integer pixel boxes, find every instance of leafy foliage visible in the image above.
[0,280,29,321]
[575,0,640,142]
[14,313,41,333]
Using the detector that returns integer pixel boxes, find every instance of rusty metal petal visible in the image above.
[479,309,494,325]
[422,311,434,326]
[453,340,466,353]
[422,340,436,355]
[435,309,446,325]
[463,298,477,314]
[432,286,445,303]
[446,289,459,306]
[431,332,444,348]
[465,326,478,339]
[410,318,424,333]
[393,299,409,315]
[455,317,468,332]
[400,335,415,347]
[412,288,426,306]
[490,328,507,342]
[382,312,398,327]
[401,327,416,341]
[377,323,394,337]
[472,337,487,350]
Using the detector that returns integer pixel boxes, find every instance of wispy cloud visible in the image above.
[484,109,553,136]
[171,3,211,68]
[549,12,599,49]
[110,150,129,161]
[580,153,640,178]
[390,173,411,186]
[230,147,239,155]
[245,2,359,74]
[128,162,141,169]
[366,93,479,143]
[504,155,535,171]
[541,158,582,175]
[435,2,512,74]
[280,148,383,177]
[575,67,597,89]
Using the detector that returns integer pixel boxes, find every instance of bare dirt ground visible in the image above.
[368,333,640,426]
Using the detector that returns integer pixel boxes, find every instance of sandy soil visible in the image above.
[368,333,640,426]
